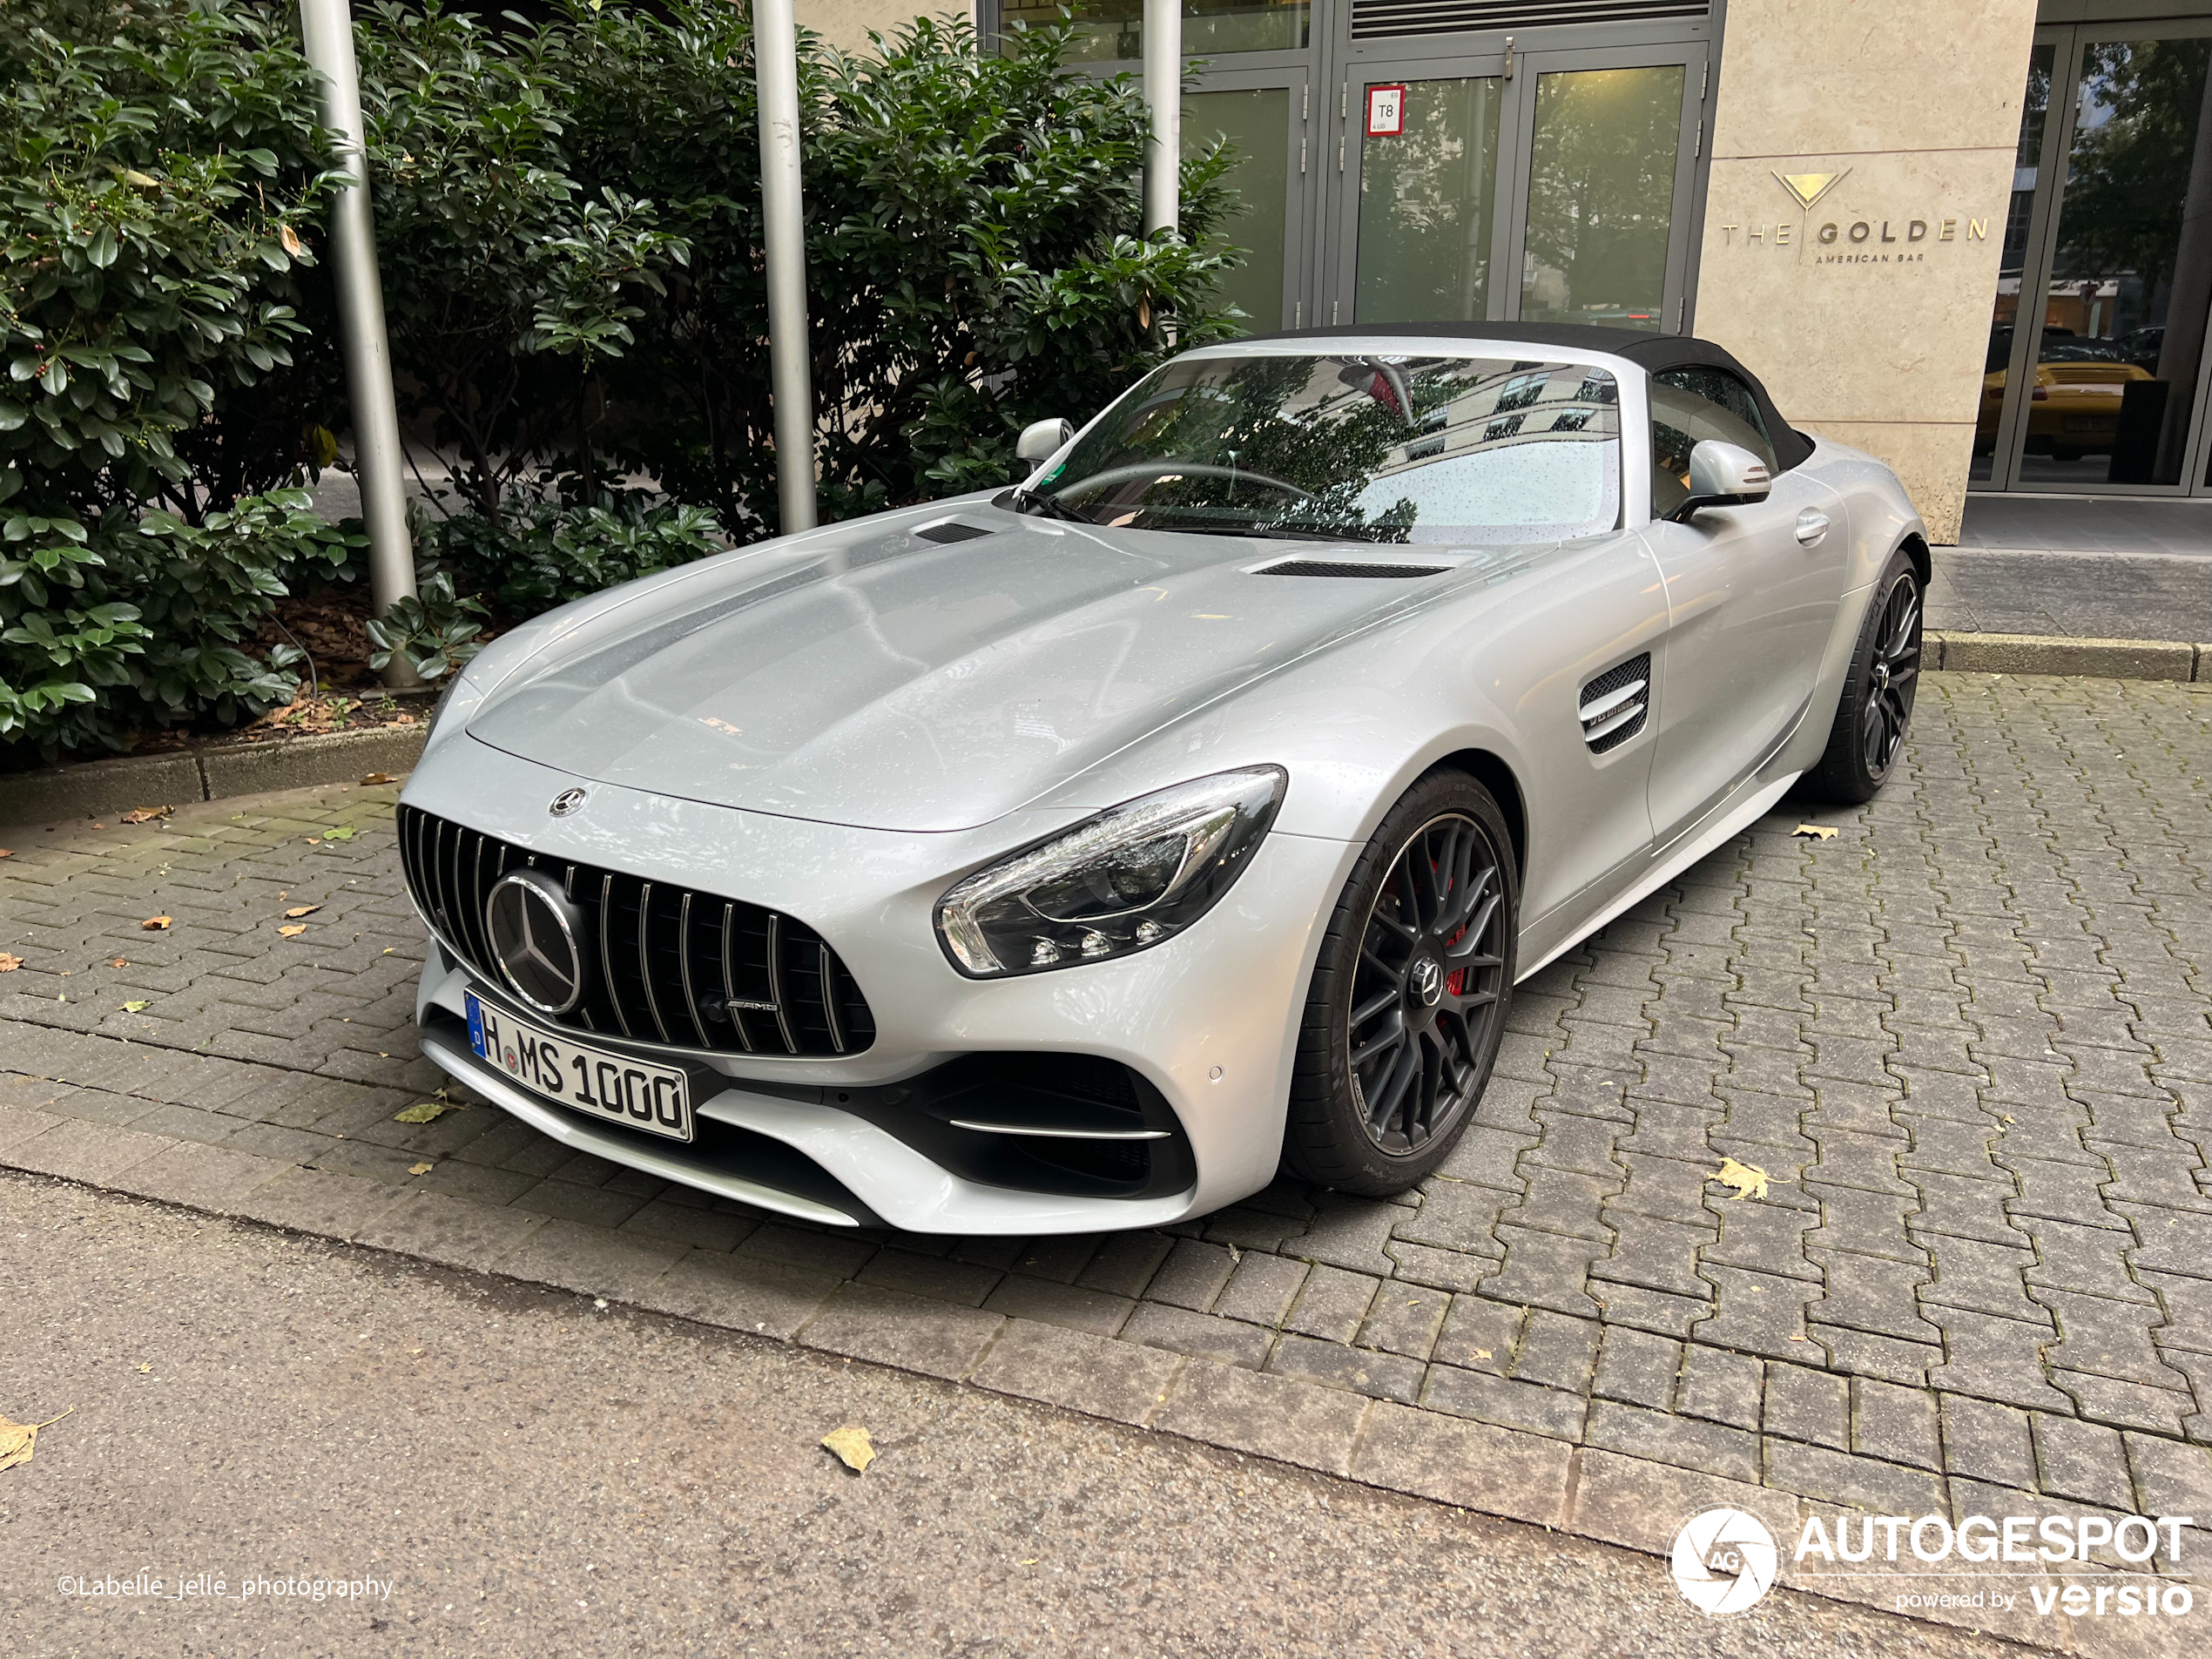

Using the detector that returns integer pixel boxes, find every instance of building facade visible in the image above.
[804,0,2212,544]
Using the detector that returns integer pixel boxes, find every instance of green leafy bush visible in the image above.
[363,570,492,683]
[0,490,360,757]
[421,494,726,621]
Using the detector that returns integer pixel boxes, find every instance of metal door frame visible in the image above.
[1183,65,1316,330]
[1318,31,1710,330]
[1982,16,2212,496]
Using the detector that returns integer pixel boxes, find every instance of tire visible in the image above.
[1284,770,1518,1196]
[1800,546,1924,804]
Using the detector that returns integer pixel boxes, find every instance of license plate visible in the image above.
[466,991,693,1143]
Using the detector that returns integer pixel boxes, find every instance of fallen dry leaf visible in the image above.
[0,954,22,973]
[121,1001,149,1013]
[323,826,357,842]
[141,916,172,931]
[278,924,307,939]
[1712,1157,1771,1203]
[120,806,172,825]
[394,1098,460,1125]
[361,772,393,786]
[1791,823,1839,841]
[0,849,14,858]
[407,1162,435,1176]
[821,1426,875,1474]
[283,904,323,920]
[107,958,127,968]
[0,1406,72,1474]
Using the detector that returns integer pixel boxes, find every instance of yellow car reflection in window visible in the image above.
[1978,358,2153,460]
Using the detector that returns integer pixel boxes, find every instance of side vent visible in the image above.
[1579,653,1650,753]
[914,520,994,544]
[1351,0,1707,41]
[1255,559,1449,579]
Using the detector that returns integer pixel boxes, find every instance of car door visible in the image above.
[1638,367,1847,843]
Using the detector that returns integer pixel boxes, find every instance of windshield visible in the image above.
[1025,353,1621,544]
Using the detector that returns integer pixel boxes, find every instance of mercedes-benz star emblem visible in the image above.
[1411,957,1444,1007]
[549,787,588,817]
[485,869,586,1015]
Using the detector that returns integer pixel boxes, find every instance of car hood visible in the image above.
[464,503,1514,833]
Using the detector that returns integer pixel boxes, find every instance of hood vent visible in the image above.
[1352,0,1707,41]
[1255,559,1449,579]
[914,520,995,544]
[1579,653,1651,753]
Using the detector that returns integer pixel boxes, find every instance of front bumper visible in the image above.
[405,737,1357,1235]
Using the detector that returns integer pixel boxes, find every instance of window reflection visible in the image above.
[998,0,1309,61]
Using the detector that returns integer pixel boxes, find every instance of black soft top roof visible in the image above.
[1237,321,1814,469]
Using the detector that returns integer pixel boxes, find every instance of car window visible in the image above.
[1028,354,1622,545]
[1649,367,1777,516]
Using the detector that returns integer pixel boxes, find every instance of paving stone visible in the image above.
[1075,1231,1174,1298]
[615,1198,758,1254]
[493,1217,687,1302]
[228,1164,410,1240]
[1267,1334,1426,1404]
[1764,1440,1946,1514]
[798,1283,1003,1381]
[1940,1394,2038,1488]
[735,1222,877,1279]
[968,1318,1183,1426]
[1145,1238,1238,1312]
[857,1248,1005,1308]
[1420,1364,1588,1440]
[1213,1251,1309,1326]
[1678,1345,1764,1430]
[1591,1325,1680,1408]
[1289,1193,1403,1274]
[1350,1401,1573,1527]
[507,1177,651,1231]
[109,1139,288,1213]
[354,1190,549,1273]
[632,1251,839,1339]
[1282,1264,1379,1344]
[1514,1310,1599,1392]
[1153,1357,1366,1476]
[1851,1376,1943,1471]
[2032,1413,2135,1510]
[1584,1399,1758,1482]
[1432,1295,1521,1372]
[1765,1364,1851,1450]
[1122,1302,1273,1369]
[1384,1240,1494,1293]
[1570,1449,1796,1558]
[8,1117,178,1186]
[981,1275,1135,1338]
[1355,1284,1450,1359]
[1393,1178,1519,1254]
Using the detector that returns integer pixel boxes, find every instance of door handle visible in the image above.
[1795,510,1831,546]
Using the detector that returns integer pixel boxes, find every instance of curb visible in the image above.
[0,723,429,826]
[1927,629,2210,681]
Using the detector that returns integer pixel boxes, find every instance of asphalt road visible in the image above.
[0,1174,2034,1656]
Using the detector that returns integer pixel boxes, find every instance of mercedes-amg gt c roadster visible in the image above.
[399,322,1925,1235]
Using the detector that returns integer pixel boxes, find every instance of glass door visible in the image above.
[1184,74,1311,332]
[1977,21,2212,494]
[1326,43,1705,331]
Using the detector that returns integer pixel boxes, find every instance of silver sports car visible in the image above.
[399,323,1925,1235]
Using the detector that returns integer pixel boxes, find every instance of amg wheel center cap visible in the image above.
[1410,955,1445,1009]
[485,868,586,1015]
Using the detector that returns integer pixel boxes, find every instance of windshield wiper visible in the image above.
[1008,487,1092,524]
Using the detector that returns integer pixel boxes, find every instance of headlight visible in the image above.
[936,766,1286,977]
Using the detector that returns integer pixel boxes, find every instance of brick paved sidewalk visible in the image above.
[4,671,2210,1653]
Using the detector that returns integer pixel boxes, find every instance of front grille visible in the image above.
[398,805,874,1057]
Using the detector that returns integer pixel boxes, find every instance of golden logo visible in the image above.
[1773,170,1850,210]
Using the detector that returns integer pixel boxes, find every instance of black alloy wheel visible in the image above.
[1858,570,1921,779]
[1286,772,1518,1195]
[1803,547,1924,804]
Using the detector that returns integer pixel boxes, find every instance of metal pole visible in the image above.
[297,0,418,689]
[1143,0,1181,236]
[754,0,818,534]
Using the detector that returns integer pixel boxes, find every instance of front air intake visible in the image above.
[397,805,874,1057]
[1579,653,1651,753]
[1254,560,1449,578]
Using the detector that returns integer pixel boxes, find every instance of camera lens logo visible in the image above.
[1670,1507,1779,1616]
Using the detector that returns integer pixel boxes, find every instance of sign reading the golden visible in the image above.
[1716,170,1990,263]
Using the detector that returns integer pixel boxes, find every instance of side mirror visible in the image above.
[1015,417,1075,473]
[1670,439,1772,521]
